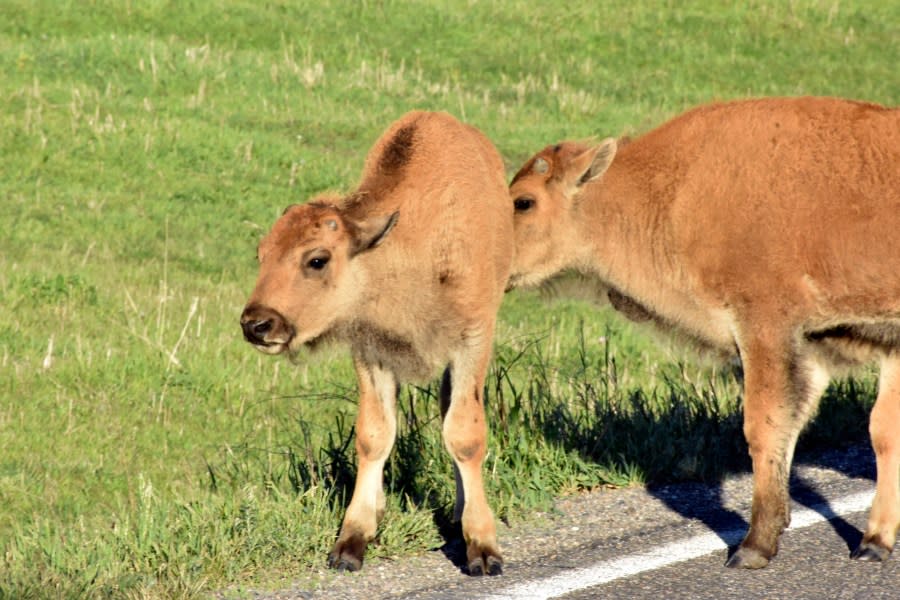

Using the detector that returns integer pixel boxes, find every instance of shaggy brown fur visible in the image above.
[242,111,512,575]
[508,96,900,568]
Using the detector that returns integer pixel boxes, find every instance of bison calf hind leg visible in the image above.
[852,356,900,562]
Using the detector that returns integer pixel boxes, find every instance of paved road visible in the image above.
[241,442,898,600]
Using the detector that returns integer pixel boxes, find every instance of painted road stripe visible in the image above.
[487,490,875,600]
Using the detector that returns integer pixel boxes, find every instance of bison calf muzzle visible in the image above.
[240,304,294,348]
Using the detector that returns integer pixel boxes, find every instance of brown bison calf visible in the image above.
[241,111,512,575]
[508,97,900,568]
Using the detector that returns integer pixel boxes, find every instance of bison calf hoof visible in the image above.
[327,554,361,572]
[725,546,771,569]
[851,541,892,562]
[327,533,367,572]
[467,547,503,576]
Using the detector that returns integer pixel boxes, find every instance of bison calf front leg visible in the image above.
[328,361,398,572]
[727,338,830,569]
[441,358,502,576]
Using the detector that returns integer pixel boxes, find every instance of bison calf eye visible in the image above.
[302,249,332,275]
[514,196,535,212]
[307,256,330,270]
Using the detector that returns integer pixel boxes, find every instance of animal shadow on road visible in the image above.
[648,427,876,560]
[643,450,873,563]
[536,369,877,561]
[789,442,876,553]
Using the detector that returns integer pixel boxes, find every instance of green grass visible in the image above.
[1,0,897,597]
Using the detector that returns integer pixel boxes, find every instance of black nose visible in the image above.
[242,318,272,344]
[240,303,292,346]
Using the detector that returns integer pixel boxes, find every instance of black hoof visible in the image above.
[327,532,366,572]
[486,555,503,576]
[851,542,891,562]
[468,555,503,576]
[334,558,361,572]
[725,546,770,569]
[327,551,362,572]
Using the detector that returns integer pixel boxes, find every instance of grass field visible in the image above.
[1,1,898,597]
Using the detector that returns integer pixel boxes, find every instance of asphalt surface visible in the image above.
[230,442,898,600]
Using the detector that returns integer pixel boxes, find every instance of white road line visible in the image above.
[486,490,875,600]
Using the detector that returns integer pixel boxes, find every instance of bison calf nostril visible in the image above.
[252,320,272,336]
[241,317,273,344]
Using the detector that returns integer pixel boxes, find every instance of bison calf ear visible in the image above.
[350,211,400,256]
[572,138,617,188]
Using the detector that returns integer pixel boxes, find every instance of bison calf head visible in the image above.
[241,199,399,354]
[507,138,617,289]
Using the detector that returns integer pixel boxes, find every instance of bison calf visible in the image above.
[241,111,512,575]
[508,97,900,568]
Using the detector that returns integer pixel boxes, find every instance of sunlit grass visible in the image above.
[0,0,896,597]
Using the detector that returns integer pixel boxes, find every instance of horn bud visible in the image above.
[533,157,549,174]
